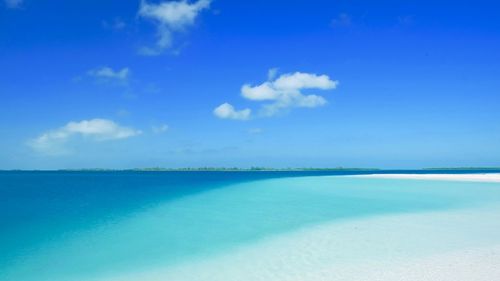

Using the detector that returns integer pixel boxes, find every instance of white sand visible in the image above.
[111,245,500,281]
[351,173,500,182]
[339,246,500,281]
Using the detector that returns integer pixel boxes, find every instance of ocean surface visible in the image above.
[1,170,500,281]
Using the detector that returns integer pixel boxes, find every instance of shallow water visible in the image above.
[1,171,500,281]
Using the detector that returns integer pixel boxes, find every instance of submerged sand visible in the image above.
[92,204,500,281]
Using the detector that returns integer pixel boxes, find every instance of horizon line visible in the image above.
[2,167,500,172]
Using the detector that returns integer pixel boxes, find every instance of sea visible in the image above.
[1,170,500,281]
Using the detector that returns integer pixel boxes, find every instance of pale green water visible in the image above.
[1,172,500,281]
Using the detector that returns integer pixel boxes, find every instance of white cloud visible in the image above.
[213,103,251,120]
[28,119,141,155]
[273,72,337,90]
[88,66,130,81]
[214,70,337,120]
[139,0,211,55]
[241,82,278,101]
[152,124,169,133]
[241,71,338,116]
[4,0,22,9]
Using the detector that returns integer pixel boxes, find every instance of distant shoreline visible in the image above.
[0,168,380,172]
[2,167,500,172]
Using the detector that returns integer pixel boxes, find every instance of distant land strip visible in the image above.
[2,167,500,172]
[1,167,380,172]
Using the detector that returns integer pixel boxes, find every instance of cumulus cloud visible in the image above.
[88,66,130,81]
[213,103,251,120]
[241,70,338,116]
[152,124,169,133]
[4,0,22,9]
[138,0,211,55]
[214,70,338,120]
[28,119,141,155]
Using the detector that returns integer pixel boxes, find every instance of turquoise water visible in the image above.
[1,171,500,281]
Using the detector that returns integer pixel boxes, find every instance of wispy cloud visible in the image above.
[138,0,211,55]
[152,124,169,134]
[267,68,279,80]
[28,119,141,155]
[213,103,251,120]
[330,13,352,28]
[88,66,130,81]
[4,0,22,9]
[116,109,131,117]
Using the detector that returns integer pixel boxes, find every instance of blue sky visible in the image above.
[1,0,499,169]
